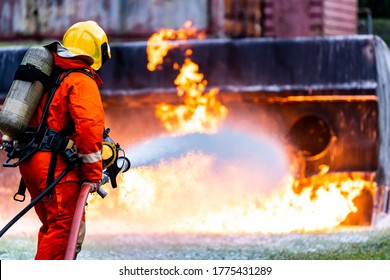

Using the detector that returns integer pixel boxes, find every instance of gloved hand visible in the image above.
[82,181,100,193]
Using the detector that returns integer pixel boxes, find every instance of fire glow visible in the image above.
[147,21,227,135]
[128,168,369,234]
[146,21,202,72]
[86,23,373,235]
[88,151,373,234]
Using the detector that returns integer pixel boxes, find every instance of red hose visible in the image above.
[64,183,92,260]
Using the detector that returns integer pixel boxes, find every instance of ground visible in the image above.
[1,225,390,260]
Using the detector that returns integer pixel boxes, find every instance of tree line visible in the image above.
[359,0,390,18]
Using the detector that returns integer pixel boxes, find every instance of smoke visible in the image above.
[130,128,290,188]
[128,128,289,190]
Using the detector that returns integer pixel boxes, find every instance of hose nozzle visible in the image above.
[97,187,108,198]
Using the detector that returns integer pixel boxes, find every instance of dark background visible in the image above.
[359,0,390,18]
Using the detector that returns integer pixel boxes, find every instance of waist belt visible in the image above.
[18,127,68,152]
[10,124,76,202]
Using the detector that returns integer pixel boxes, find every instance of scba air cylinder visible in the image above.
[0,46,53,142]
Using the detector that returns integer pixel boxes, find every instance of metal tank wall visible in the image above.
[0,0,358,41]
[0,0,210,40]
[0,35,388,224]
[0,35,384,180]
[262,0,358,37]
[96,35,381,181]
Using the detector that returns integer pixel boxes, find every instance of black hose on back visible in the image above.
[0,168,69,238]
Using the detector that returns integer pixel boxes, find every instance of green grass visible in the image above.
[270,232,390,260]
[373,18,390,46]
[0,41,41,47]
[2,227,390,260]
[62,228,390,260]
[360,18,390,46]
[0,233,36,260]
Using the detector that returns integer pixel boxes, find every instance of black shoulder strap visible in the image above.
[44,69,92,188]
[14,178,27,202]
[38,68,93,134]
[13,68,93,200]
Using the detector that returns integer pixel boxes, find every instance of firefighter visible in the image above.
[18,21,111,259]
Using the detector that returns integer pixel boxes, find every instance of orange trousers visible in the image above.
[31,180,83,259]
[20,153,84,260]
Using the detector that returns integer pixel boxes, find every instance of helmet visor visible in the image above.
[101,42,111,68]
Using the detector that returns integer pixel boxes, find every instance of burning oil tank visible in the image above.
[0,35,390,227]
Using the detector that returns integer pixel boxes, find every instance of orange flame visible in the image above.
[147,21,200,71]
[87,152,373,234]
[147,22,228,135]
[85,23,373,235]
[155,58,228,134]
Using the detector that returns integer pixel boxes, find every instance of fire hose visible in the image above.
[0,129,130,260]
[0,168,108,239]
[64,173,110,260]
[0,164,128,258]
[64,181,92,260]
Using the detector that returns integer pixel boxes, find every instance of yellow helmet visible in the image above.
[62,20,111,70]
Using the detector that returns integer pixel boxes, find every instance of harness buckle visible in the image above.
[13,193,25,202]
[39,128,65,152]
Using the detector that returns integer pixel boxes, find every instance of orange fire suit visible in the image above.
[19,49,105,260]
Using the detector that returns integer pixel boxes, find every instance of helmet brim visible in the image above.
[44,41,94,65]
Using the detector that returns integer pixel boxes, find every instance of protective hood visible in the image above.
[44,41,103,86]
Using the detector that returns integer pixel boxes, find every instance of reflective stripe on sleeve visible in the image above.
[78,150,102,163]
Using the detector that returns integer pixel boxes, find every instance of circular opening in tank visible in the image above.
[287,115,332,158]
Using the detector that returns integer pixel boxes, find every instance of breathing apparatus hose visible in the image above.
[0,167,69,238]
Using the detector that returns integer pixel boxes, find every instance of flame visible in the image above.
[87,152,373,234]
[147,22,228,135]
[146,21,200,72]
[155,58,228,134]
[85,22,374,235]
